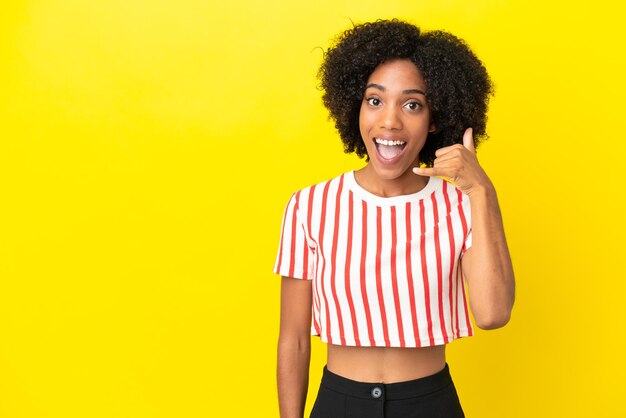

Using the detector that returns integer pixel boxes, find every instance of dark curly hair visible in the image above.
[318,19,493,166]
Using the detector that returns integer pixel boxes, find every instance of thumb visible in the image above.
[463,127,475,153]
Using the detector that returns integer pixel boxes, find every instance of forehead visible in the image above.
[366,59,426,88]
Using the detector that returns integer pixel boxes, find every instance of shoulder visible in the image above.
[286,172,350,206]
[437,178,469,203]
[424,178,471,216]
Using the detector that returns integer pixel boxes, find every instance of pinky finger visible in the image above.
[413,167,439,177]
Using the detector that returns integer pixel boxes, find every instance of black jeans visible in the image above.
[310,364,465,418]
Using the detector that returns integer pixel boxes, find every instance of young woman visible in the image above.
[274,19,515,418]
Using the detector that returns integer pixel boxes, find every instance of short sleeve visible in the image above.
[462,229,472,254]
[460,192,472,255]
[273,192,315,280]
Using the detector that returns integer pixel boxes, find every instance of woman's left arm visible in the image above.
[414,128,515,329]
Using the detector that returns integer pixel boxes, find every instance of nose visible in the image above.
[380,105,402,130]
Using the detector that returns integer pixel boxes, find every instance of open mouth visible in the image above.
[374,138,407,160]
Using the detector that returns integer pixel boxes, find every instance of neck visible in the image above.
[355,164,428,197]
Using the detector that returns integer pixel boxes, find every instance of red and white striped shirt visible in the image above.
[274,171,473,347]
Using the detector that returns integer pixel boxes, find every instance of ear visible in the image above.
[428,121,437,133]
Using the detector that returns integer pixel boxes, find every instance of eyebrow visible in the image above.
[365,83,426,96]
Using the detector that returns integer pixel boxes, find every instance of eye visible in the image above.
[366,97,381,106]
[405,101,422,111]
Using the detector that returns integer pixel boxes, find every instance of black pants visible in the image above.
[310,364,465,418]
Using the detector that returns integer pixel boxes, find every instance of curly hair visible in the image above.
[318,19,493,166]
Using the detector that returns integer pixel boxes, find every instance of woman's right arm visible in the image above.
[277,276,313,418]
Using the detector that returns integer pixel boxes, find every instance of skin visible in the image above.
[355,59,435,197]
[277,59,515,418]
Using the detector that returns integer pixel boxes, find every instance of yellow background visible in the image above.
[1,1,624,417]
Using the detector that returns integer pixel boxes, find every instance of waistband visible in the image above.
[320,363,453,401]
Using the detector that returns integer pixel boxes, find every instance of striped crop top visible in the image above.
[273,171,474,348]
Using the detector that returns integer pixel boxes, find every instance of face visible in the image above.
[359,59,435,183]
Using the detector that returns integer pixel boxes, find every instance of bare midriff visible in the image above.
[326,344,446,383]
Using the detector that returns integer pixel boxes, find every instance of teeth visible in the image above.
[375,138,406,146]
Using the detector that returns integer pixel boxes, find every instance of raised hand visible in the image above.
[413,127,493,196]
